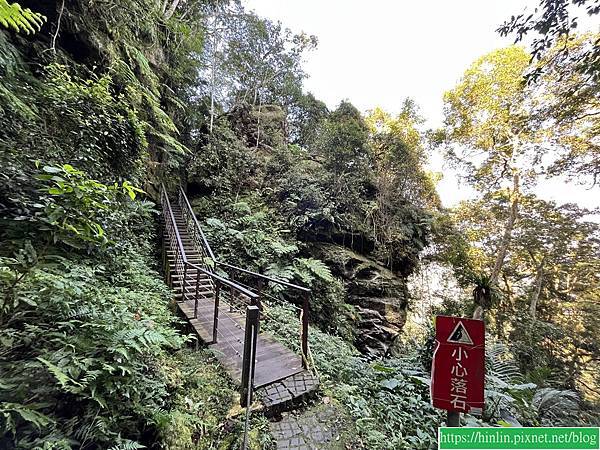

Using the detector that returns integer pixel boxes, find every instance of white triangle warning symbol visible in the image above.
[447,321,474,345]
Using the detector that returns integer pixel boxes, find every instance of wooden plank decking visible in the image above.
[168,205,304,388]
[177,297,304,387]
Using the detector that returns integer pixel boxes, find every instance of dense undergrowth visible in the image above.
[263,303,599,449]
[262,305,441,448]
[0,161,252,448]
[0,2,264,445]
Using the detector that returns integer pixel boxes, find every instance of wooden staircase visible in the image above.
[161,185,319,410]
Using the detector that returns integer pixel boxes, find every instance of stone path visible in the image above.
[269,404,351,449]
[257,371,319,410]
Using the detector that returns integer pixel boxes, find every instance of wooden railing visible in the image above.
[175,186,312,368]
[161,185,258,344]
[217,262,311,367]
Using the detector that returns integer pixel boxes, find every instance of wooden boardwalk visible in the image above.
[167,204,304,388]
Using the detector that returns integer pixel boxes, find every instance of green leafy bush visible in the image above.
[262,305,442,449]
[0,242,186,447]
[33,164,144,249]
[201,199,357,339]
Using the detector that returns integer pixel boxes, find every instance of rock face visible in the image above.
[310,243,409,356]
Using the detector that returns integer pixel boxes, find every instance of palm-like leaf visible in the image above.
[532,388,580,425]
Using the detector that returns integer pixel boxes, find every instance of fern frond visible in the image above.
[108,439,145,450]
[295,257,333,283]
[0,81,37,118]
[486,342,522,384]
[0,0,45,34]
[149,130,188,155]
[265,263,294,283]
[533,388,580,425]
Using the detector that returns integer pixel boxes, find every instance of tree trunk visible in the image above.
[490,170,520,286]
[209,3,220,135]
[529,259,545,320]
[163,0,180,19]
[255,99,262,149]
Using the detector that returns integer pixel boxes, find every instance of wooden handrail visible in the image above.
[217,261,311,293]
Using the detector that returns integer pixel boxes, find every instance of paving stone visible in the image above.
[270,404,347,449]
[257,369,319,412]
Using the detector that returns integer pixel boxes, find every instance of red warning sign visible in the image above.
[431,316,485,415]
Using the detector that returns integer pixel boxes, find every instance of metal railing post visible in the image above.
[301,291,310,368]
[255,278,264,311]
[182,262,188,303]
[160,221,166,275]
[194,270,200,318]
[240,305,259,407]
[230,272,235,312]
[213,280,220,343]
[170,244,178,289]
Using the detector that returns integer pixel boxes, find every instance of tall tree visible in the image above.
[366,101,439,271]
[533,33,600,185]
[441,46,541,293]
[214,10,317,146]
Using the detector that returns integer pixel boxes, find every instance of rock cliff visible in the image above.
[310,243,408,356]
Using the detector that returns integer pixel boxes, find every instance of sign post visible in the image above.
[431,315,485,425]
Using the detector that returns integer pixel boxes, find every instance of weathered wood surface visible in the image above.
[168,206,304,388]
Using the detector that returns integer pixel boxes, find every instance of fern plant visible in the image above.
[532,388,580,426]
[484,341,537,424]
[0,0,45,34]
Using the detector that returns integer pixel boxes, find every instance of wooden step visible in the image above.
[171,273,212,280]
[167,260,205,266]
[167,255,204,260]
[173,286,214,295]
[174,293,215,302]
[172,282,213,290]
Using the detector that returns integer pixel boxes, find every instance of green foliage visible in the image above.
[532,33,600,184]
[262,305,442,449]
[0,237,186,447]
[33,164,144,249]
[484,342,537,423]
[199,197,357,339]
[294,258,334,284]
[0,1,45,34]
[498,0,599,82]
[215,8,317,109]
[438,190,600,399]
[287,92,329,148]
[267,145,341,235]
[0,64,148,210]
[532,388,581,426]
[202,198,297,271]
[0,1,281,448]
[0,0,207,180]
[188,117,259,196]
[154,349,275,449]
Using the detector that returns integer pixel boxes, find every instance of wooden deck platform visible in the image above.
[177,297,304,387]
[168,205,304,389]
